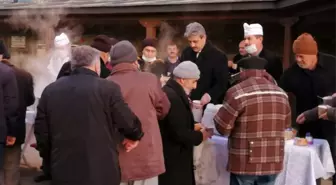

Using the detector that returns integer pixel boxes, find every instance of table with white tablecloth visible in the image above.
[194,136,230,185]
[275,139,335,185]
[22,110,42,168]
[194,136,335,185]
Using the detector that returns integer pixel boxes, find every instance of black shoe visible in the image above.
[34,174,51,183]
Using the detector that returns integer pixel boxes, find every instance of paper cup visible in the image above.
[192,100,203,122]
[193,100,202,109]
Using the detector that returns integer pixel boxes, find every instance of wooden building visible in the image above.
[0,0,335,68]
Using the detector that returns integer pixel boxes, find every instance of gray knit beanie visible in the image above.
[110,40,138,66]
[173,61,200,79]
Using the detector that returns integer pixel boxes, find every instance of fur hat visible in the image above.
[238,56,268,70]
[141,38,158,51]
[91,35,113,52]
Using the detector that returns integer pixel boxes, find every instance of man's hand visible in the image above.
[6,136,16,146]
[194,123,203,131]
[228,60,233,68]
[200,93,211,106]
[296,113,306,124]
[200,128,213,141]
[319,112,328,120]
[122,139,139,152]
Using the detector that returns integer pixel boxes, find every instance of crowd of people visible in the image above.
[0,21,335,185]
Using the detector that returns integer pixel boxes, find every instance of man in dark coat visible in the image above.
[164,42,181,76]
[229,40,248,75]
[280,33,336,185]
[159,61,211,185]
[0,58,34,185]
[57,37,119,79]
[0,54,18,169]
[180,22,228,105]
[242,23,283,82]
[90,35,118,78]
[34,46,144,185]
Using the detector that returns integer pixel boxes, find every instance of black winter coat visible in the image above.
[280,52,336,142]
[159,79,203,185]
[0,62,18,143]
[57,58,111,79]
[3,61,34,144]
[258,48,283,83]
[34,67,144,185]
[180,42,228,104]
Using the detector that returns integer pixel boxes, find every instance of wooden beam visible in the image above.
[276,0,309,9]
[0,2,275,16]
[57,12,280,23]
[280,17,299,69]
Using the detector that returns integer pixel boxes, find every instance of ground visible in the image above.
[20,167,49,185]
[19,166,332,185]
[20,124,333,185]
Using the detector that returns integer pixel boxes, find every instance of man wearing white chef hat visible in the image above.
[242,23,283,82]
[47,32,71,81]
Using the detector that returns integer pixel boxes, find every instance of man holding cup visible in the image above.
[158,61,212,185]
[297,93,336,123]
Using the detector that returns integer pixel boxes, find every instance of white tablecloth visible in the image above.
[194,137,335,185]
[194,136,230,185]
[275,139,335,185]
[22,110,42,168]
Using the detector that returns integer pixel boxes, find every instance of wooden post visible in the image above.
[280,17,299,69]
[139,19,161,39]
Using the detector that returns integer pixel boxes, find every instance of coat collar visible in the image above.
[235,69,276,84]
[196,41,211,57]
[71,67,99,77]
[1,59,14,67]
[165,78,191,108]
[110,63,138,75]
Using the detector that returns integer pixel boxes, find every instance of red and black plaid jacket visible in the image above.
[214,70,291,175]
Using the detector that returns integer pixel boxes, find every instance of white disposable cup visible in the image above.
[192,100,203,122]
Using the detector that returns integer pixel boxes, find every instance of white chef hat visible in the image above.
[243,23,263,37]
[54,33,70,47]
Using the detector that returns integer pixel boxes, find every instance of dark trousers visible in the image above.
[41,157,51,177]
[0,144,4,169]
[230,174,278,185]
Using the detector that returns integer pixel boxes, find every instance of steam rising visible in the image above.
[6,9,82,99]
[157,21,178,59]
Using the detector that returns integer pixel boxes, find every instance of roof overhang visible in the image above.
[0,0,332,17]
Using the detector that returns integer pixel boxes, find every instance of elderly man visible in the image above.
[242,23,283,82]
[280,33,336,184]
[57,37,119,79]
[158,61,212,185]
[34,45,144,185]
[137,38,166,78]
[0,42,35,185]
[180,22,228,105]
[214,57,291,185]
[0,52,18,170]
[90,35,118,78]
[107,40,170,185]
[138,38,159,70]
